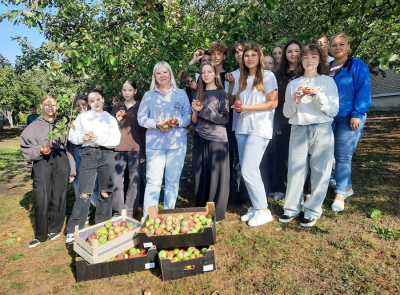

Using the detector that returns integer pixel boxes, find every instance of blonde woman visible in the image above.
[138,61,192,218]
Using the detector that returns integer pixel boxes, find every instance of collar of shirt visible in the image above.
[155,86,176,96]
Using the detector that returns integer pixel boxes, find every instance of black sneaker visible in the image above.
[28,239,41,248]
[279,214,297,223]
[300,217,317,227]
[48,233,60,241]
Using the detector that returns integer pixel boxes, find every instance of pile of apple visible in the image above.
[105,246,147,262]
[159,246,208,265]
[142,213,213,236]
[86,220,136,246]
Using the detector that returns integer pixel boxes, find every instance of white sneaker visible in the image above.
[248,210,273,227]
[65,233,74,243]
[331,199,344,212]
[240,207,256,222]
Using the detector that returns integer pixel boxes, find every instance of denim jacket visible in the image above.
[138,87,192,149]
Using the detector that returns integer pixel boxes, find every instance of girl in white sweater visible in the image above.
[65,88,121,243]
[279,44,339,227]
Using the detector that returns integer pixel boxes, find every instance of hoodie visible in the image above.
[20,117,76,177]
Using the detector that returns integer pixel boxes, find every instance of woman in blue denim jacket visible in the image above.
[329,32,371,212]
[138,61,192,218]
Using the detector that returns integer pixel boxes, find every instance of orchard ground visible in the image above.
[0,111,399,295]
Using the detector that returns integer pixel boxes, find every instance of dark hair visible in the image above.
[75,95,88,104]
[122,79,143,102]
[231,40,249,55]
[271,45,284,54]
[294,44,329,76]
[29,105,36,109]
[279,40,302,80]
[196,61,224,103]
[238,42,266,96]
[87,88,104,97]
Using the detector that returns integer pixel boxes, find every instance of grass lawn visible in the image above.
[0,111,399,295]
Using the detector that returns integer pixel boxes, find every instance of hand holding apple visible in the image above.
[232,100,244,113]
[157,121,169,132]
[306,86,319,96]
[40,146,51,155]
[294,87,306,104]
[192,100,203,112]
[89,134,98,143]
[168,118,178,127]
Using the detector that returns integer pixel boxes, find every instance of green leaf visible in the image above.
[0,248,5,254]
[11,253,23,260]
[5,239,14,245]
[110,56,117,66]
[370,209,382,219]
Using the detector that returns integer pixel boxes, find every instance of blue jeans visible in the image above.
[236,134,269,209]
[332,115,366,195]
[73,145,98,206]
[143,146,187,218]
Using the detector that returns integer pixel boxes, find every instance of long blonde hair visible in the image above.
[150,61,177,92]
[238,43,266,96]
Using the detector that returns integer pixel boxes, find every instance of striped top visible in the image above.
[329,61,345,78]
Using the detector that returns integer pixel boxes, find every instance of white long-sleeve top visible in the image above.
[283,75,339,125]
[69,109,121,148]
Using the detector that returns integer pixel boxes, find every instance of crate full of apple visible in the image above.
[138,202,216,249]
[158,245,216,281]
[73,209,141,264]
[75,245,158,282]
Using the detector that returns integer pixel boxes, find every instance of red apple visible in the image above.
[187,77,193,84]
[162,124,169,131]
[168,118,178,126]
[235,100,242,107]
[117,254,125,260]
[144,289,153,295]
[120,221,127,227]
[155,228,163,236]
[198,50,205,55]
[112,221,120,227]
[120,110,126,117]
[87,233,97,243]
[40,146,50,154]
[195,100,202,107]
[302,87,310,95]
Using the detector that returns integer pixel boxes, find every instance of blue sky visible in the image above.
[0,4,47,65]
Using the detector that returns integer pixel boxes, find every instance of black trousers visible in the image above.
[268,123,291,194]
[113,151,141,218]
[192,132,230,221]
[66,147,114,234]
[32,151,69,242]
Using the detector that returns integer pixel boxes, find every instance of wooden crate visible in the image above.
[75,246,158,282]
[138,202,216,249]
[159,245,216,281]
[73,209,141,264]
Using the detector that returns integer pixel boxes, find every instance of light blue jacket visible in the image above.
[138,87,192,149]
[333,57,371,119]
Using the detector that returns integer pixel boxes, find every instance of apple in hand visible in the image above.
[302,87,310,95]
[198,50,205,55]
[235,100,242,107]
[195,100,203,107]
[40,146,50,154]
[187,77,193,84]
[88,131,94,136]
[168,118,178,126]
[161,121,169,131]
[120,110,126,117]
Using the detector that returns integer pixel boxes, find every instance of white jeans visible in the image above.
[142,146,187,218]
[283,123,334,219]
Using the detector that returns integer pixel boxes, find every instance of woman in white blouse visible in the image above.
[279,44,339,227]
[232,42,278,227]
